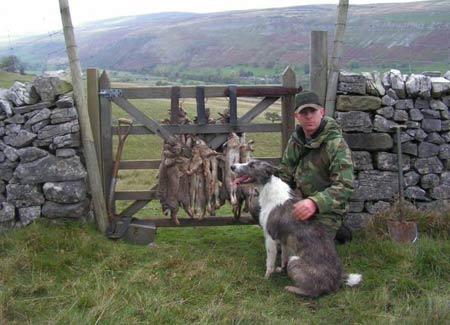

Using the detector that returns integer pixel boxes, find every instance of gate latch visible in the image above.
[99,88,123,98]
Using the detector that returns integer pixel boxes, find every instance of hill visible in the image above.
[1,0,449,82]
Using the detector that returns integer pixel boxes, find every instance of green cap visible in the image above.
[295,91,322,112]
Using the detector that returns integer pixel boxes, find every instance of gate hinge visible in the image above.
[99,88,123,98]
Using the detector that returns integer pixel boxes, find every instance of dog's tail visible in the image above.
[342,273,363,287]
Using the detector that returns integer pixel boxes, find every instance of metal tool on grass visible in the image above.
[387,125,418,243]
[108,118,133,220]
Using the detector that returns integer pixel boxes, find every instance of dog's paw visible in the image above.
[275,266,285,273]
[264,269,274,279]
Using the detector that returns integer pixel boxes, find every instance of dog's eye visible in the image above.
[248,161,254,167]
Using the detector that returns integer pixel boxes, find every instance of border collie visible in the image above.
[231,160,362,297]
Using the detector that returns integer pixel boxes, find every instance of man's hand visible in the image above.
[293,198,317,221]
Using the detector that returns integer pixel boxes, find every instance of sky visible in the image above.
[0,0,427,41]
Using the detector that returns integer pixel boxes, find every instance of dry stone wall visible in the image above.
[338,69,450,230]
[0,76,89,231]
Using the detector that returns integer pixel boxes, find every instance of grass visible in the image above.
[0,70,35,88]
[1,218,449,324]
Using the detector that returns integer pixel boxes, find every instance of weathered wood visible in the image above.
[310,30,328,106]
[170,86,180,123]
[239,97,279,123]
[112,97,175,142]
[196,86,207,125]
[118,200,151,218]
[109,85,299,99]
[281,66,296,154]
[113,123,282,135]
[325,0,349,116]
[115,190,157,201]
[59,0,109,232]
[99,71,113,208]
[87,68,102,169]
[137,216,257,227]
[229,85,238,128]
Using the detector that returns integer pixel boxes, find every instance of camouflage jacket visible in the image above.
[279,116,354,217]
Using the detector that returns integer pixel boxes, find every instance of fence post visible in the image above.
[99,70,113,209]
[281,66,296,154]
[310,30,328,106]
[87,68,102,170]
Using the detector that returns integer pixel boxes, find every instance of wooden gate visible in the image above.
[86,67,300,227]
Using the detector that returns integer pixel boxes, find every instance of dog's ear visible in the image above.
[262,162,276,178]
[273,166,282,177]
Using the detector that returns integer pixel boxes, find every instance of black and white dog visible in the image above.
[231,160,362,297]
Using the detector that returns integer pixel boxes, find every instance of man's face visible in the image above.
[294,106,325,137]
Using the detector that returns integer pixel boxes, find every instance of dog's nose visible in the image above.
[231,165,236,171]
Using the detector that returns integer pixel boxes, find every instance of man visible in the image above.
[278,91,354,242]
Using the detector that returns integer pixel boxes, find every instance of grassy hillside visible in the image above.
[0,70,35,88]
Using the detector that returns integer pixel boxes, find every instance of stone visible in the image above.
[362,71,385,97]
[381,95,397,106]
[414,98,430,110]
[429,99,448,111]
[17,206,41,226]
[7,82,40,106]
[430,185,450,200]
[0,99,13,117]
[404,171,420,187]
[51,132,81,149]
[31,120,50,133]
[6,183,45,207]
[55,95,74,108]
[409,109,423,121]
[0,202,15,222]
[338,81,366,95]
[349,201,365,213]
[3,130,37,148]
[33,76,73,103]
[42,199,90,219]
[426,132,444,144]
[43,180,87,203]
[12,102,52,115]
[335,111,372,133]
[24,108,51,126]
[16,147,49,163]
[344,133,393,151]
[393,110,408,122]
[421,109,441,119]
[365,201,391,214]
[417,142,439,157]
[413,128,428,141]
[404,186,427,201]
[376,106,394,119]
[351,170,398,201]
[37,120,79,140]
[336,95,382,112]
[420,174,440,189]
[3,146,19,162]
[5,114,25,125]
[388,69,407,99]
[399,142,418,156]
[439,144,450,159]
[441,171,450,185]
[375,152,410,171]
[421,118,441,132]
[430,77,450,98]
[405,74,432,98]
[395,99,414,110]
[444,71,450,80]
[413,157,443,175]
[352,151,373,171]
[50,107,78,124]
[55,148,76,158]
[373,115,397,133]
[406,121,420,129]
[14,155,87,184]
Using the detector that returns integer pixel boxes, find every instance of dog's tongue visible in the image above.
[231,175,251,186]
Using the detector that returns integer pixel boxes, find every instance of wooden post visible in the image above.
[99,71,113,207]
[310,30,328,106]
[281,66,296,154]
[59,0,109,233]
[325,0,349,117]
[87,68,102,169]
